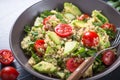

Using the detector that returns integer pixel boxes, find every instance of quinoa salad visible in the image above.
[21,2,117,79]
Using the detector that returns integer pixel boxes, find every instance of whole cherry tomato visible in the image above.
[77,14,90,21]
[102,50,116,66]
[0,49,14,65]
[66,58,84,72]
[34,40,45,56]
[0,66,19,80]
[82,31,99,47]
[55,24,73,37]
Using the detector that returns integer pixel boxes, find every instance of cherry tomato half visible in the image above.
[66,58,84,72]
[34,40,45,56]
[102,50,116,66]
[101,23,116,32]
[82,31,99,47]
[55,24,73,37]
[43,16,51,25]
[0,66,19,80]
[0,49,14,65]
[77,14,90,21]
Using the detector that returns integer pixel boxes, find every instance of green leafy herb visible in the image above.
[31,32,38,36]
[71,35,77,40]
[55,13,66,23]
[28,41,34,47]
[93,22,102,26]
[96,15,107,24]
[24,25,31,34]
[31,51,41,63]
[65,71,71,79]
[57,58,64,68]
[24,41,34,56]
[87,49,97,56]
[74,47,87,57]
[93,54,105,73]
[40,10,53,18]
[105,29,116,39]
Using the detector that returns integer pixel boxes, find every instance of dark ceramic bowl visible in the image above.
[10,0,120,80]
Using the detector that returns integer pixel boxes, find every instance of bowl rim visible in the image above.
[9,0,120,80]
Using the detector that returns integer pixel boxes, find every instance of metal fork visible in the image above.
[67,28,120,80]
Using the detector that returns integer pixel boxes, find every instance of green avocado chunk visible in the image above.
[33,61,57,73]
[47,31,61,45]
[56,72,65,79]
[64,41,79,56]
[64,2,82,16]
[71,20,86,27]
[45,46,54,54]
[92,10,109,24]
[64,13,75,20]
[34,17,43,26]
[96,27,110,49]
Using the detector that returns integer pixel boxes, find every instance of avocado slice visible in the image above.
[96,27,110,49]
[64,2,82,16]
[47,31,61,45]
[34,17,43,26]
[45,46,54,54]
[64,41,79,56]
[64,13,75,20]
[92,10,109,24]
[56,72,65,79]
[33,61,57,73]
[71,20,86,27]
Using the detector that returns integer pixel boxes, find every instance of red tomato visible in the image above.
[43,16,51,31]
[43,16,51,25]
[0,66,19,80]
[82,31,99,47]
[55,24,73,37]
[102,50,116,66]
[77,14,90,21]
[0,49,14,65]
[101,23,116,32]
[34,40,45,56]
[66,58,84,72]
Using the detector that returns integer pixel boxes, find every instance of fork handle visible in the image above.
[67,57,95,80]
